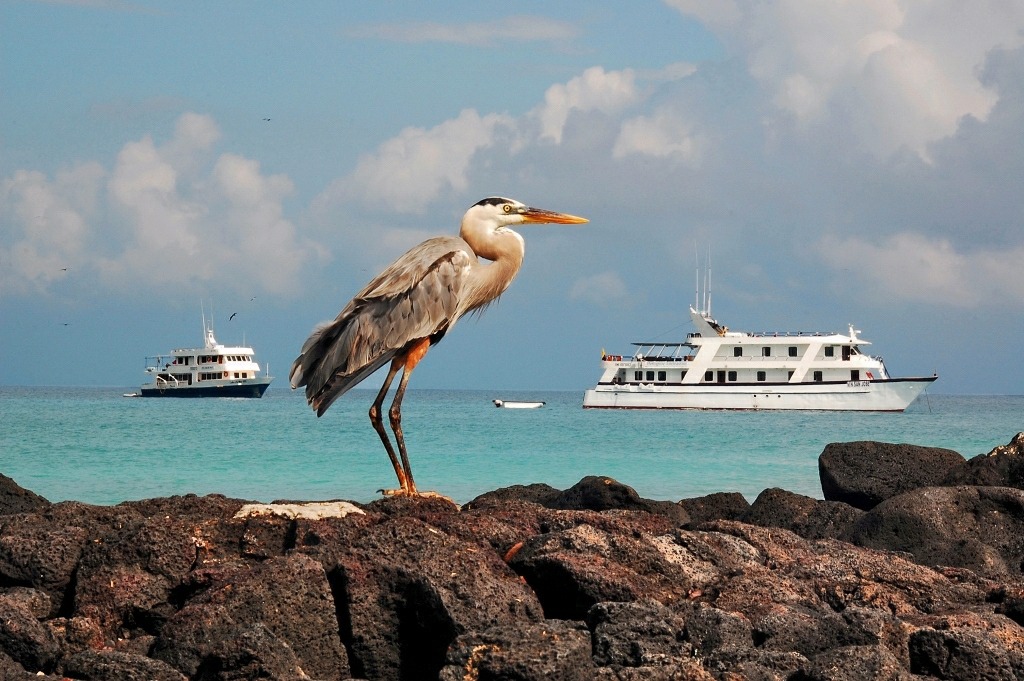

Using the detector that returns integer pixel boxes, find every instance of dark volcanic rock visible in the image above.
[0,598,60,673]
[793,644,913,681]
[151,553,348,680]
[0,511,94,617]
[848,485,1024,578]
[300,510,544,681]
[73,513,202,636]
[549,476,689,524]
[465,483,562,508]
[684,603,754,657]
[508,519,694,620]
[587,599,690,667]
[6,454,1024,680]
[742,488,864,539]
[680,491,750,526]
[0,474,50,516]
[440,619,596,681]
[909,617,1024,680]
[946,432,1024,489]
[819,441,966,510]
[63,649,189,681]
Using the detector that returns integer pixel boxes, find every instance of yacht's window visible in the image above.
[680,370,687,381]
[728,371,737,382]
[825,346,834,357]
[634,371,643,381]
[851,370,859,381]
[733,347,742,357]
[789,346,797,357]
[657,371,666,381]
[813,370,823,382]
[645,371,655,381]
[762,347,771,357]
[757,371,766,381]
[704,371,713,382]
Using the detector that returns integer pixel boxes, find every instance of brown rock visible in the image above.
[0,474,50,516]
[440,619,596,681]
[0,598,60,673]
[62,649,189,681]
[509,520,694,620]
[587,599,690,667]
[793,644,914,681]
[302,510,543,680]
[151,553,349,680]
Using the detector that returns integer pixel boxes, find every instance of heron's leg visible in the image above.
[390,337,430,495]
[369,359,410,494]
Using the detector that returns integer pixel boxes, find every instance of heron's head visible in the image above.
[464,197,589,231]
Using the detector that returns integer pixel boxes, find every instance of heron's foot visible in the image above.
[377,487,415,497]
[415,490,456,504]
[376,488,456,504]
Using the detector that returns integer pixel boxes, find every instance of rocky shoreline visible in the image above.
[2,433,1024,680]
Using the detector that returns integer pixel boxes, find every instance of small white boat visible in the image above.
[140,311,273,398]
[493,399,546,409]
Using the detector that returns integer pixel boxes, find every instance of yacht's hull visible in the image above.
[583,377,936,411]
[140,377,272,398]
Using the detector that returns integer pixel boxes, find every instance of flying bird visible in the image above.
[290,197,588,496]
[229,312,237,321]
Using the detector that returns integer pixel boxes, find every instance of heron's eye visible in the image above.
[503,204,512,214]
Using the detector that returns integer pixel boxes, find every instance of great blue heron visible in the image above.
[290,197,588,496]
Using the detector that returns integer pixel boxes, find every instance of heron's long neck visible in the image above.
[462,228,524,313]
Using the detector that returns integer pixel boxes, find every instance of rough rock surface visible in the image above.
[946,431,1024,489]
[742,487,864,540]
[818,441,966,510]
[2,433,1024,680]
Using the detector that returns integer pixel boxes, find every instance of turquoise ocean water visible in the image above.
[1,386,1020,507]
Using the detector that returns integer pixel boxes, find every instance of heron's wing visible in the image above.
[290,237,474,415]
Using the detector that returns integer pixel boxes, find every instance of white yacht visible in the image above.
[140,318,273,398]
[583,305,936,411]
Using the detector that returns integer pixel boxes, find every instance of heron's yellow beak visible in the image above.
[521,207,589,225]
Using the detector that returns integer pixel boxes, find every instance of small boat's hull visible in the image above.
[140,378,272,398]
[582,377,935,411]
[494,399,546,409]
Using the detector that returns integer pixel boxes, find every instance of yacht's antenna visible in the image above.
[694,246,700,312]
[704,246,712,315]
[200,299,207,338]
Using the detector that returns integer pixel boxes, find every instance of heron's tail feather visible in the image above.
[290,314,394,417]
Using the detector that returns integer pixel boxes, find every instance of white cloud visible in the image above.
[0,164,104,296]
[818,232,1024,308]
[347,15,578,48]
[314,108,514,215]
[533,66,640,144]
[613,108,703,163]
[1,112,321,300]
[667,0,1024,159]
[570,271,629,307]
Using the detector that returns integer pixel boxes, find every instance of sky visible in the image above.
[2,1,1023,395]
